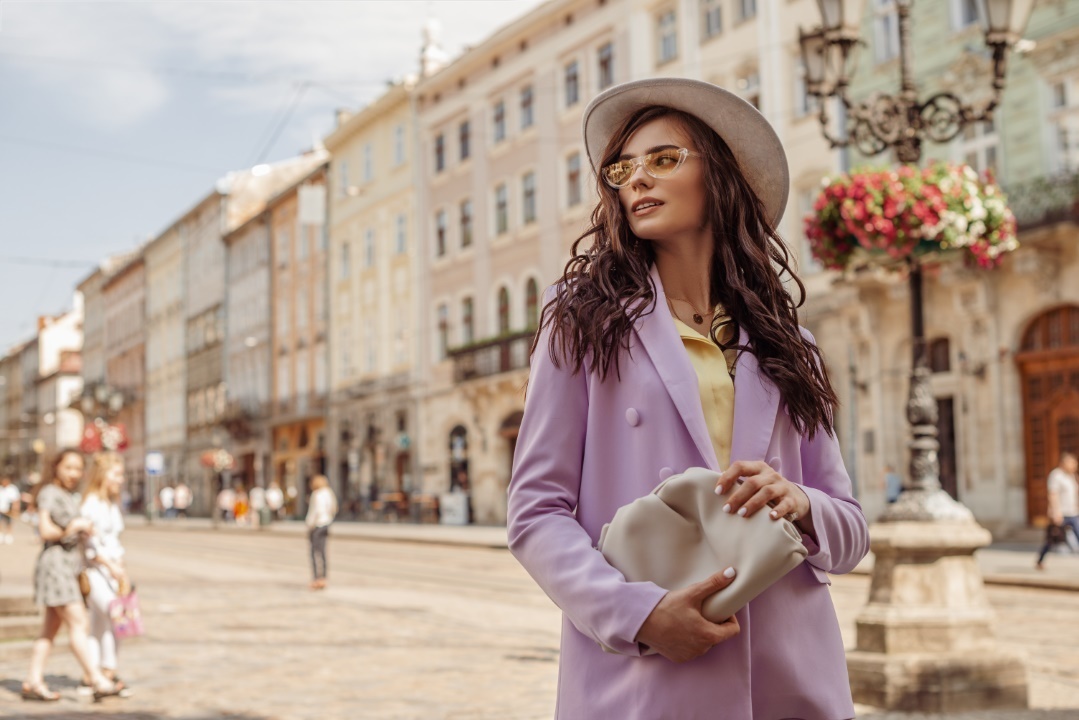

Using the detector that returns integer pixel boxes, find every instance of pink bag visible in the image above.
[108,589,144,638]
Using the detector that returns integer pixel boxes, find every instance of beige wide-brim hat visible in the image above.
[582,77,790,226]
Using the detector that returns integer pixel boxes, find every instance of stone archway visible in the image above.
[1016,305,1079,525]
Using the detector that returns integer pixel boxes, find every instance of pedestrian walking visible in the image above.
[507,79,870,719]
[158,483,175,519]
[21,449,122,702]
[79,451,132,696]
[265,481,284,520]
[173,481,191,519]
[234,487,249,526]
[216,485,235,523]
[0,474,22,543]
[305,475,337,590]
[1036,452,1079,570]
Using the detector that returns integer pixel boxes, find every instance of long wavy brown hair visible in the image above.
[533,106,838,438]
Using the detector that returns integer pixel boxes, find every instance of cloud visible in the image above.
[0,1,544,130]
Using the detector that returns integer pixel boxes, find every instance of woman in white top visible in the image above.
[80,451,130,692]
[305,475,337,590]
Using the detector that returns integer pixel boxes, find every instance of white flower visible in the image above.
[970,220,986,236]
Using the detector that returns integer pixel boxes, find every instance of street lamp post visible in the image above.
[799,0,1035,711]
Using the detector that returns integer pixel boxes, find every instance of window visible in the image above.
[460,199,473,248]
[364,228,375,268]
[874,0,900,64]
[525,278,539,330]
[297,287,309,333]
[957,119,999,175]
[1052,81,1068,110]
[363,142,373,183]
[657,10,678,65]
[276,295,289,338]
[493,101,506,143]
[339,242,350,280]
[928,338,951,374]
[436,210,448,257]
[564,60,580,107]
[1049,76,1079,173]
[794,58,819,118]
[394,123,405,166]
[952,0,979,29]
[395,214,407,255]
[495,184,508,235]
[567,152,582,207]
[597,43,614,90]
[299,227,309,261]
[738,71,761,110]
[462,296,474,345]
[498,287,511,334]
[522,171,536,224]
[338,160,350,197]
[520,85,534,129]
[459,120,471,160]
[701,0,722,40]
[437,304,449,360]
[434,133,445,173]
[736,0,756,22]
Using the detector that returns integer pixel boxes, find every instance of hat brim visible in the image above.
[582,78,789,227]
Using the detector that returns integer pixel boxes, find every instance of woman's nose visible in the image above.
[628,162,652,190]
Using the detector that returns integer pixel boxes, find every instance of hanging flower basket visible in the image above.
[804,162,1019,271]
[79,419,129,453]
[200,449,235,472]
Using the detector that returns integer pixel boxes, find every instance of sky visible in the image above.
[0,0,546,354]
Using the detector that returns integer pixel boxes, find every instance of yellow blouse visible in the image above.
[671,310,736,469]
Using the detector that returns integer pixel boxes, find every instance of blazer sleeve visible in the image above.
[796,328,871,575]
[507,305,667,657]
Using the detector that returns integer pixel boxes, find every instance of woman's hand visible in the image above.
[635,569,741,663]
[714,460,811,527]
[65,517,94,537]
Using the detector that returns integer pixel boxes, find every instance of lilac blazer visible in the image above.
[507,267,870,720]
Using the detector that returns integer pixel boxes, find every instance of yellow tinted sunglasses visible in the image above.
[602,147,700,189]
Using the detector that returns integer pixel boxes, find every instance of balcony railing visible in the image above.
[1005,170,1079,233]
[448,330,535,383]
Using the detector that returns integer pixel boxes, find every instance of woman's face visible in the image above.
[616,116,709,243]
[105,463,125,496]
[55,453,84,491]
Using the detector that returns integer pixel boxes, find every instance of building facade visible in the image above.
[325,83,421,517]
[800,0,1079,532]
[145,225,187,494]
[268,163,330,518]
[411,0,840,524]
[223,209,273,493]
[35,306,84,471]
[102,257,147,507]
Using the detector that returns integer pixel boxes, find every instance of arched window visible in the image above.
[448,425,469,491]
[498,286,511,334]
[461,296,474,345]
[1022,306,1079,352]
[525,278,539,330]
[928,337,951,373]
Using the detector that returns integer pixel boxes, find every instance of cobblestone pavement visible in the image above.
[0,522,1074,719]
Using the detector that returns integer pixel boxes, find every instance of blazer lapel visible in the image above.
[630,266,719,469]
[730,326,780,464]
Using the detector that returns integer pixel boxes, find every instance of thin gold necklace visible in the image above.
[666,295,711,325]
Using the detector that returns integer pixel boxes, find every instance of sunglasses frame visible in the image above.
[602,147,700,189]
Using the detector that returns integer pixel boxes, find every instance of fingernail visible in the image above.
[722,504,731,513]
[723,567,736,579]
[770,510,778,519]
[714,485,723,496]
[737,507,747,517]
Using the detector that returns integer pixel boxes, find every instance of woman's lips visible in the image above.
[633,201,664,217]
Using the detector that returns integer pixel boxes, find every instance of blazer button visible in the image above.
[625,408,640,427]
[659,467,673,481]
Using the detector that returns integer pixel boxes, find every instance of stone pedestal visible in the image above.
[846,520,1029,711]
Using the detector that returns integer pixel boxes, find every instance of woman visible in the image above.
[305,475,337,590]
[507,79,870,719]
[80,452,131,695]
[22,449,122,702]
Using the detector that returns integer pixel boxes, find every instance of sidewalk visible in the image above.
[124,515,1079,592]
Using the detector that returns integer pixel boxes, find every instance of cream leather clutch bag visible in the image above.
[597,466,808,632]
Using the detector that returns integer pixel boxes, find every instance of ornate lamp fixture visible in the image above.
[800,0,1034,163]
[798,0,1035,711]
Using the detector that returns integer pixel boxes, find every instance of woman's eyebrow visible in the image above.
[616,144,679,161]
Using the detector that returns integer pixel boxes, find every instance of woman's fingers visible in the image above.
[684,566,737,604]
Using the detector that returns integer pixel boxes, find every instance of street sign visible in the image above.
[146,451,164,476]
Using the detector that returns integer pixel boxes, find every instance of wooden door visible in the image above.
[1017,306,1079,525]
[937,397,958,501]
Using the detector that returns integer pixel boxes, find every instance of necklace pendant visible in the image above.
[693,313,704,324]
